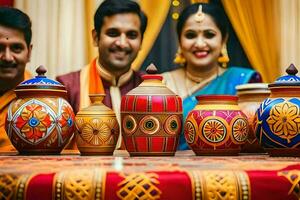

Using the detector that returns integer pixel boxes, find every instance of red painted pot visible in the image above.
[184,95,249,156]
[121,65,182,156]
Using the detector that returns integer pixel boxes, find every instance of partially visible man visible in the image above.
[0,7,32,151]
[56,0,147,148]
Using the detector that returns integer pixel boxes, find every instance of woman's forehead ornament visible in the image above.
[195,5,205,23]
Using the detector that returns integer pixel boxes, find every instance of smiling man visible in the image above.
[56,0,147,148]
[0,7,32,151]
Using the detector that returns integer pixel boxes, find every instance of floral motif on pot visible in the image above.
[57,103,75,143]
[185,120,196,144]
[232,118,249,143]
[6,98,75,149]
[79,118,112,145]
[201,118,227,145]
[267,101,300,143]
[15,103,53,144]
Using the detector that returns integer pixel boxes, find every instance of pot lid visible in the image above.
[141,63,163,81]
[236,83,270,94]
[126,64,174,95]
[269,64,300,87]
[15,66,66,94]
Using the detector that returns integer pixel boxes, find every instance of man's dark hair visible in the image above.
[94,0,147,38]
[0,7,32,47]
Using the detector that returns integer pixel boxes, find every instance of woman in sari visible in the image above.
[163,3,262,150]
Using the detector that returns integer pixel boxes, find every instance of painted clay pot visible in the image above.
[255,64,300,156]
[184,95,249,156]
[5,66,75,154]
[75,94,119,155]
[236,83,270,153]
[121,65,182,156]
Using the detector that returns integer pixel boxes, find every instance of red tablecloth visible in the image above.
[0,150,300,200]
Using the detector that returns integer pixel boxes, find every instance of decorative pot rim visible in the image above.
[196,95,238,101]
[142,74,163,81]
[236,83,269,91]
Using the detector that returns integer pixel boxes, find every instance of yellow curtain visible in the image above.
[131,0,171,70]
[280,0,300,74]
[221,0,281,82]
[14,0,88,78]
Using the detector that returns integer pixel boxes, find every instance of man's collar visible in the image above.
[96,58,133,87]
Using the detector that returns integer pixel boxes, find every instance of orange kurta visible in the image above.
[0,70,31,151]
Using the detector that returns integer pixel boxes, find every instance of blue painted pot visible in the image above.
[255,64,300,156]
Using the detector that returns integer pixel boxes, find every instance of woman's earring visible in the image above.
[218,44,230,68]
[174,47,186,65]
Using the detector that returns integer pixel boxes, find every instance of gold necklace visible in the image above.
[185,67,224,96]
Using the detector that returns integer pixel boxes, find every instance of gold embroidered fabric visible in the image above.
[117,172,161,200]
[278,170,300,198]
[0,174,19,200]
[189,170,250,200]
[54,168,104,200]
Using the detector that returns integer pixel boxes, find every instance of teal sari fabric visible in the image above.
[179,67,257,150]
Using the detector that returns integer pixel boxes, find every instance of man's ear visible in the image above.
[27,44,33,62]
[92,29,99,47]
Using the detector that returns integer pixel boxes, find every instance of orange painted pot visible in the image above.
[5,66,75,154]
[75,94,119,155]
[184,95,249,156]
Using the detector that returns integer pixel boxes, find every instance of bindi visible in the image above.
[6,37,9,40]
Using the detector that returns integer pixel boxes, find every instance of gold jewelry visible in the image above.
[194,5,205,23]
[218,44,230,68]
[174,47,186,65]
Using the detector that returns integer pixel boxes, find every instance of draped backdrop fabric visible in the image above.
[14,0,88,78]
[280,0,300,74]
[221,0,281,82]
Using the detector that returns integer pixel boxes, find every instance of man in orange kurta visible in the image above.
[0,7,32,151]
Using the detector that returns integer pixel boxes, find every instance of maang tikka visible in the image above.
[194,5,205,23]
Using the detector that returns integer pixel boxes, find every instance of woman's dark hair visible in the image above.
[0,7,32,47]
[177,3,229,40]
[94,0,148,38]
